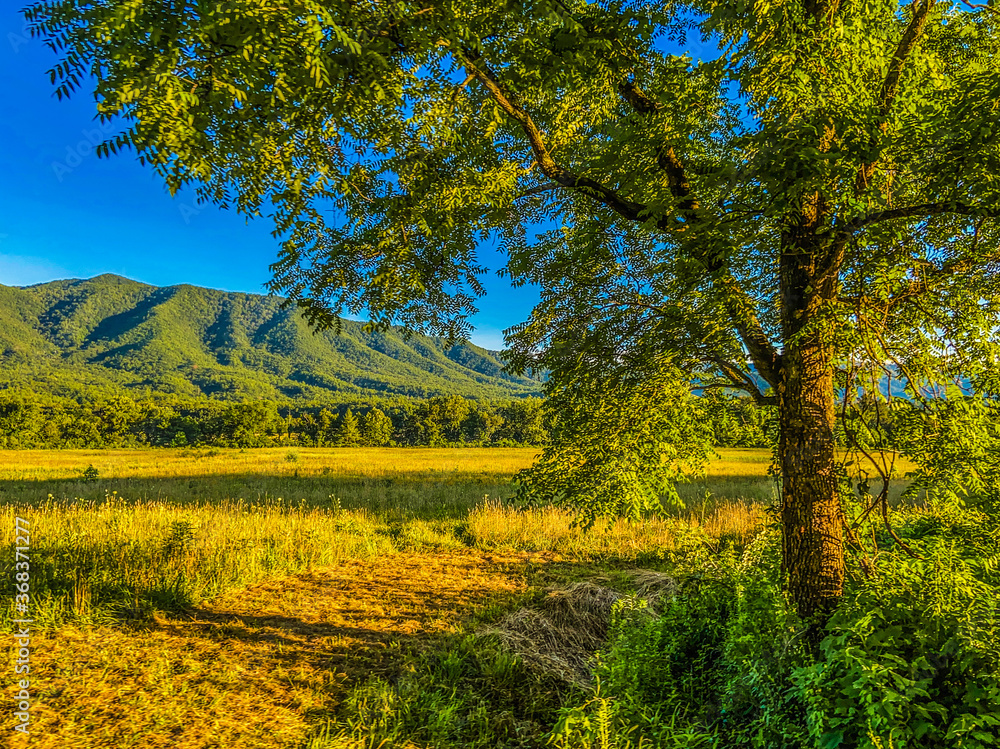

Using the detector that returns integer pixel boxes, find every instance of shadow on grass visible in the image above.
[0,473,507,519]
[8,553,618,748]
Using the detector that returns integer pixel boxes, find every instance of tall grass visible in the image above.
[0,495,395,628]
[0,447,915,630]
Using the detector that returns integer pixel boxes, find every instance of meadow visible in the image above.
[5,446,984,749]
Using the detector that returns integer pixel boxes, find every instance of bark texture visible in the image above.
[779,339,845,622]
[779,219,846,623]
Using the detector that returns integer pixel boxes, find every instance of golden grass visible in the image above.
[688,499,765,547]
[468,499,687,558]
[0,445,917,482]
[702,446,917,478]
[2,552,527,749]
[0,447,540,519]
[0,445,923,748]
[0,499,397,628]
[0,447,541,483]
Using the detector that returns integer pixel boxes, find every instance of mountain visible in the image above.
[0,275,542,402]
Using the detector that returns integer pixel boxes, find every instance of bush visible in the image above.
[549,528,812,748]
[794,509,1000,749]
[321,634,565,748]
[549,502,1000,749]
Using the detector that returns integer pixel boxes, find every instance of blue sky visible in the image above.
[1,7,718,351]
[0,7,539,350]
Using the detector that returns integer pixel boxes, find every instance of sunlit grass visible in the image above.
[0,445,927,748]
[0,446,541,482]
[0,446,921,631]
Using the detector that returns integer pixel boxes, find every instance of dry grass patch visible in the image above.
[3,622,322,749]
[486,571,680,687]
[487,582,622,686]
[205,552,526,677]
[2,552,527,749]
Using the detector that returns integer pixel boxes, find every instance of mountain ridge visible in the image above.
[0,274,541,403]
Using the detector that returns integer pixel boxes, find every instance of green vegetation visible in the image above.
[16,0,1000,746]
[0,390,549,449]
[0,380,781,451]
[517,357,714,527]
[28,0,1000,621]
[0,275,542,403]
[2,447,994,749]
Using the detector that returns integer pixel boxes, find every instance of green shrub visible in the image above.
[548,526,811,748]
[794,532,1000,748]
[322,634,565,748]
[548,502,1000,749]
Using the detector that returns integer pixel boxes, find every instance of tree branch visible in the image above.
[464,54,783,391]
[841,243,1000,325]
[856,0,936,192]
[515,183,560,199]
[617,82,782,388]
[461,52,647,223]
[845,201,1000,231]
[707,355,777,405]
[617,81,698,214]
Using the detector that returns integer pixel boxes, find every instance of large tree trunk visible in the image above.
[779,218,846,624]
[778,338,845,622]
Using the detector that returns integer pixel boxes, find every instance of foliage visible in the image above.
[23,0,1000,408]
[405,395,472,447]
[551,502,1000,749]
[698,391,776,449]
[23,0,1000,621]
[892,395,1000,506]
[515,356,711,528]
[360,407,394,447]
[0,389,555,449]
[547,527,810,749]
[794,506,1000,749]
[322,634,565,748]
[335,408,362,446]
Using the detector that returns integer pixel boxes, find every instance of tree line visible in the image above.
[0,389,786,450]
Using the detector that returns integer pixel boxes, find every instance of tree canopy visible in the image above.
[26,0,1000,619]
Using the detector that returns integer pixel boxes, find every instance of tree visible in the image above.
[99,394,140,446]
[462,403,504,444]
[217,402,278,447]
[28,0,1000,620]
[405,396,472,445]
[317,408,337,446]
[335,408,362,446]
[496,399,548,445]
[293,411,319,445]
[518,355,712,529]
[0,392,41,448]
[361,407,394,446]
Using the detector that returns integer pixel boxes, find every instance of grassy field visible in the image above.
[0,447,920,748]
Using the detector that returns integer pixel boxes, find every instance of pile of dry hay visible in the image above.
[485,572,678,685]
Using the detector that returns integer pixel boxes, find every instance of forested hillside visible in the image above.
[0,275,542,402]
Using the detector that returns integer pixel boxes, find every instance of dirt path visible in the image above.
[5,552,529,749]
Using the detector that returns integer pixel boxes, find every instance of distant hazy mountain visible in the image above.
[0,275,541,402]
